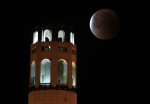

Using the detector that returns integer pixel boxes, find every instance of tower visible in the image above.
[28,24,77,104]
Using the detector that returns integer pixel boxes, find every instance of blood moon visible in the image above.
[90,9,120,40]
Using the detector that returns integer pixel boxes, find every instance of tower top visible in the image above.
[32,23,75,44]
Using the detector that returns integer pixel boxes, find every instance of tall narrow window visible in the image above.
[61,46,64,52]
[45,46,48,51]
[48,46,51,51]
[65,47,67,52]
[31,61,36,86]
[41,46,44,51]
[40,59,51,84]
[34,48,36,53]
[72,62,76,86]
[57,60,67,84]
[58,46,61,52]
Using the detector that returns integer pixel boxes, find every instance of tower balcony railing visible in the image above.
[56,83,68,90]
[38,83,51,89]
[40,83,50,86]
[57,83,67,85]
[29,83,77,93]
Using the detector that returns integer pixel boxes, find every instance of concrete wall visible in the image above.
[28,90,77,104]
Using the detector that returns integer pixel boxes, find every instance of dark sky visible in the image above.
[12,1,139,104]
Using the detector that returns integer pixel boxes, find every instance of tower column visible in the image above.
[51,59,58,87]
[67,60,72,88]
[35,59,40,88]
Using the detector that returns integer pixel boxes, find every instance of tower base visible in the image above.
[28,90,77,104]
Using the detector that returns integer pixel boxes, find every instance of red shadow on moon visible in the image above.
[90,9,120,40]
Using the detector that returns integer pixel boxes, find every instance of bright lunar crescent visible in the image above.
[90,9,120,40]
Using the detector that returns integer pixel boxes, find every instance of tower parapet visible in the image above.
[32,23,75,44]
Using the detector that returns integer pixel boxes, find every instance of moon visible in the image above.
[90,9,120,40]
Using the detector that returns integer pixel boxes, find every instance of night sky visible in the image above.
[13,1,139,104]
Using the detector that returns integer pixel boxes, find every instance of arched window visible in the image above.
[58,30,65,42]
[33,31,38,44]
[40,59,51,84]
[57,59,67,84]
[70,32,75,44]
[42,29,52,42]
[31,61,36,85]
[72,62,76,86]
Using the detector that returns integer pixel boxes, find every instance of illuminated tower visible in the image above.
[28,24,77,104]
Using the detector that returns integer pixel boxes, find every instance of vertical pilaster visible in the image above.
[51,59,58,87]
[68,60,72,88]
[29,63,32,88]
[35,59,40,88]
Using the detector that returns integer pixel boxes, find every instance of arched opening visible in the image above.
[70,32,75,44]
[43,29,52,42]
[31,61,36,86]
[33,31,38,44]
[40,59,51,84]
[45,37,49,42]
[58,30,65,42]
[57,59,67,84]
[72,62,76,86]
